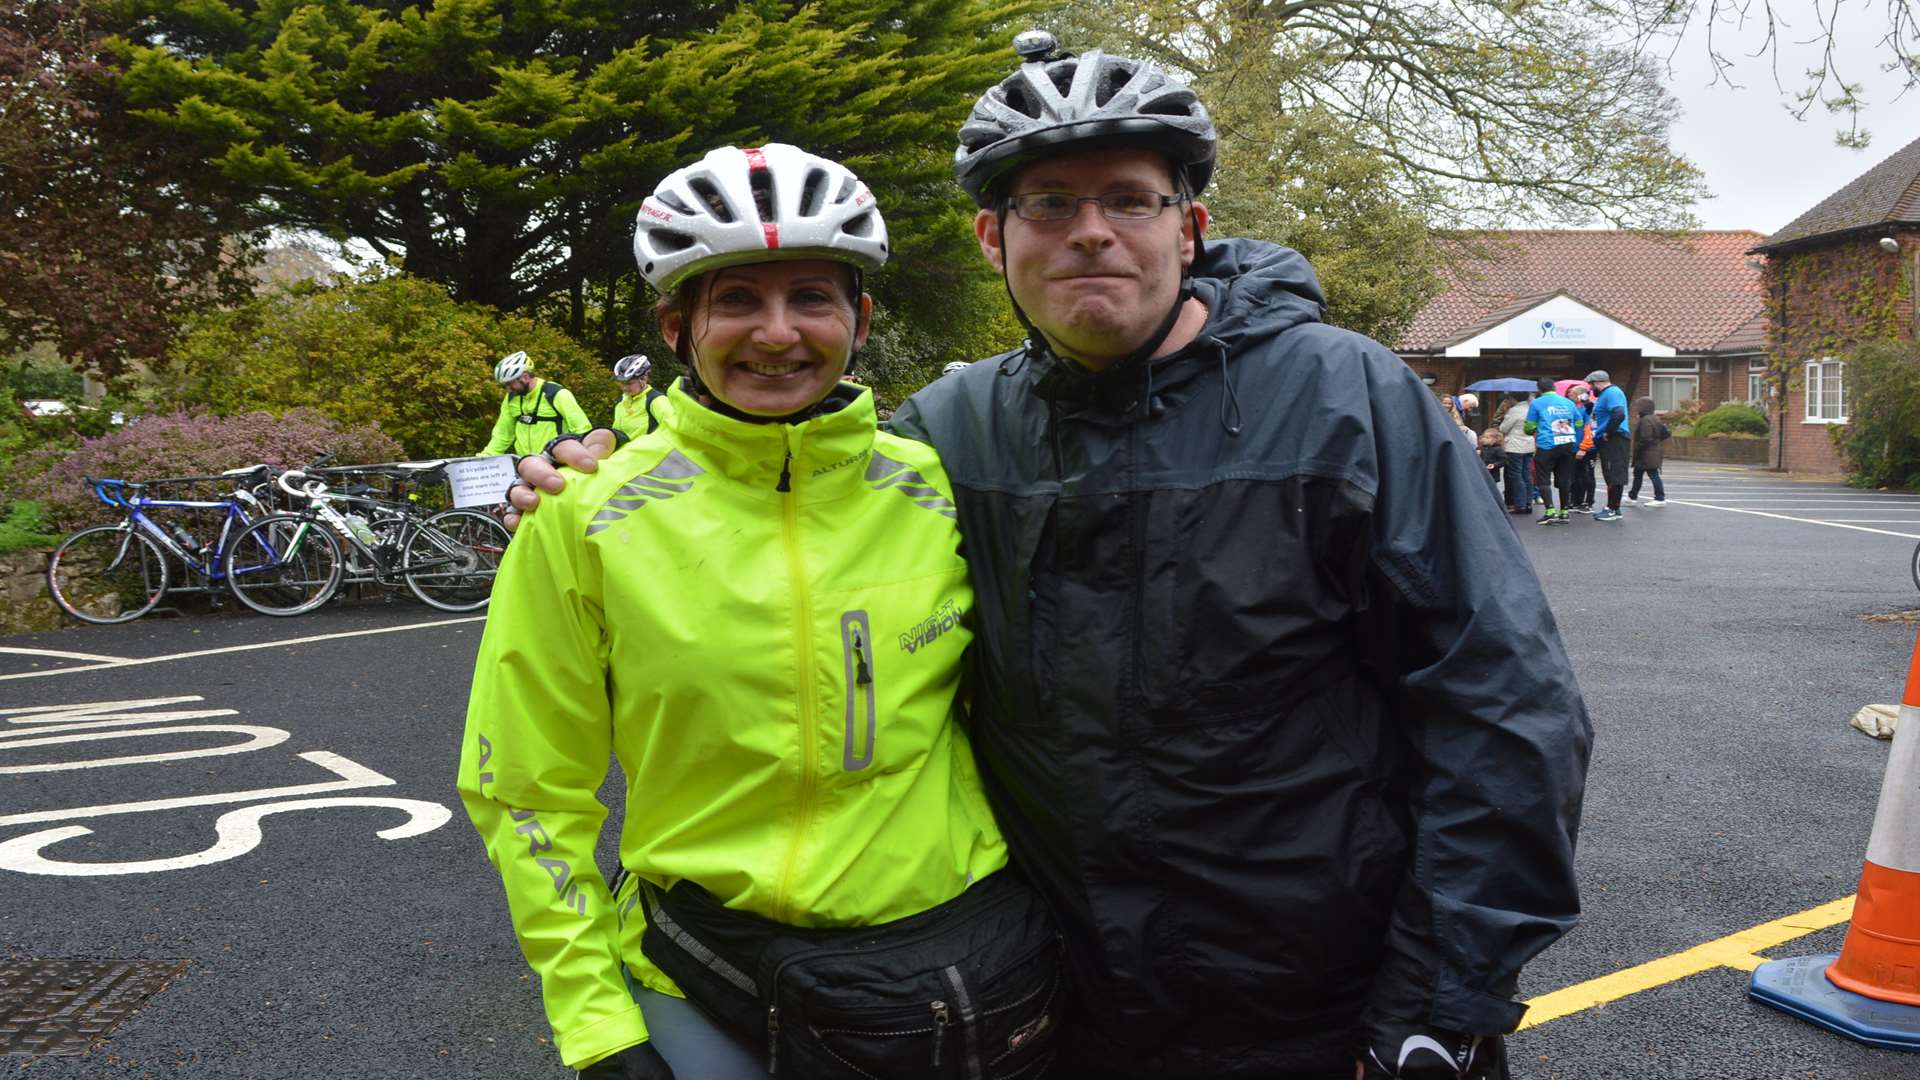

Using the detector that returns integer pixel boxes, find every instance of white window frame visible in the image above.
[1747,371,1771,405]
[1749,356,1768,371]
[1650,374,1699,413]
[1651,358,1700,373]
[1803,358,1848,423]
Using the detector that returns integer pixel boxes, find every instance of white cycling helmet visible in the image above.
[942,361,972,375]
[493,351,530,384]
[613,354,651,382]
[633,144,889,293]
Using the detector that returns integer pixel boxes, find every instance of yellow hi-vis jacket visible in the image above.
[481,376,592,456]
[457,380,1006,1069]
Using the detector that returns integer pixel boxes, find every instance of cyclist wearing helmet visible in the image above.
[460,145,1057,1080]
[481,350,592,457]
[506,34,1590,1080]
[609,353,666,439]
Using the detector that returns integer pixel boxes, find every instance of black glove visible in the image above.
[1360,1028,1505,1079]
[577,1041,676,1080]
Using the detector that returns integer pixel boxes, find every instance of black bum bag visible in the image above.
[638,870,1062,1078]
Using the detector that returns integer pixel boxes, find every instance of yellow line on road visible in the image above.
[1519,896,1856,1029]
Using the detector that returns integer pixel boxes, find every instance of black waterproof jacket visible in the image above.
[889,238,1592,1076]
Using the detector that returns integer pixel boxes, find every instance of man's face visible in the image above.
[975,147,1207,369]
[505,374,534,395]
[621,378,648,397]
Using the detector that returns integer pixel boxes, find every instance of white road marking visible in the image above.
[1666,500,1920,539]
[0,724,290,774]
[0,749,393,827]
[0,797,451,876]
[0,615,486,683]
[0,646,133,663]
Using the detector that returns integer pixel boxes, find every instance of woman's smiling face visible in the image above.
[665,260,871,417]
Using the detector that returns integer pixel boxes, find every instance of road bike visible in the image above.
[46,467,277,624]
[224,467,509,616]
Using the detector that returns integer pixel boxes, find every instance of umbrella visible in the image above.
[1464,378,1540,393]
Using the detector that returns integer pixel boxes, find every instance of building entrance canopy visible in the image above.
[1442,293,1676,359]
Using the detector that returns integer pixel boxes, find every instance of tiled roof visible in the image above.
[1396,230,1767,353]
[1755,132,1920,251]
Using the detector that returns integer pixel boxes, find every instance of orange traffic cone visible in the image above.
[1750,627,1920,1048]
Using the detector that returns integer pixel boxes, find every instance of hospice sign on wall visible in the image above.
[1510,319,1614,348]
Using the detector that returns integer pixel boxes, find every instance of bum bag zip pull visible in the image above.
[766,1005,781,1074]
[931,999,951,1068]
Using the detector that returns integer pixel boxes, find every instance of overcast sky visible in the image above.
[1658,5,1920,234]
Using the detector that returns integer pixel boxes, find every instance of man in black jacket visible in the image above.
[512,34,1591,1080]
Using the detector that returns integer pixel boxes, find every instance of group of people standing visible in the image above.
[478,350,667,458]
[462,31,1594,1080]
[1464,372,1671,526]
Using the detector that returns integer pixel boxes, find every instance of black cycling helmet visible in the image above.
[954,31,1217,207]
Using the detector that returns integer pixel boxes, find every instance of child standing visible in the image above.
[1478,428,1508,503]
[1628,396,1670,507]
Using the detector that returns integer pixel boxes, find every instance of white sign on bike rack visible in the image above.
[446,456,516,508]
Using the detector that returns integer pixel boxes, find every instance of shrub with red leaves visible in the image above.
[14,408,404,531]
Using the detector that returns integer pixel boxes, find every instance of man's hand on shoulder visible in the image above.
[504,428,619,532]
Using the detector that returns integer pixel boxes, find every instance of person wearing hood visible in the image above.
[510,33,1592,1080]
[1628,395,1670,507]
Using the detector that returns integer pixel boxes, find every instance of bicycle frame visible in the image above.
[88,478,268,590]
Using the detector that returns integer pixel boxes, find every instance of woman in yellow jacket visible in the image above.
[459,146,1049,1080]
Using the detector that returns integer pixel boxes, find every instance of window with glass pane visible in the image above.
[1747,372,1769,404]
[1803,359,1847,421]
[1651,375,1698,413]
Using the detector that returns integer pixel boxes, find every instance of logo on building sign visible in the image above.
[1510,317,1613,349]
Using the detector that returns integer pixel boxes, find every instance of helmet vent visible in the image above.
[656,191,694,215]
[1046,60,1076,96]
[799,168,829,216]
[842,211,875,238]
[749,168,775,222]
[834,176,858,203]
[649,228,694,253]
[687,176,733,222]
[1004,84,1036,118]
[1095,67,1124,106]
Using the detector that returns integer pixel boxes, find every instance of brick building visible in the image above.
[1749,133,1920,476]
[1393,231,1768,423]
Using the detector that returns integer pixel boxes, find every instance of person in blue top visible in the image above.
[1526,378,1584,526]
[1576,370,1632,522]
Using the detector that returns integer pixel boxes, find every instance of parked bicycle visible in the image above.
[46,466,277,624]
[224,466,509,616]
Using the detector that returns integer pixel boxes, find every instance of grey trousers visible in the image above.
[623,974,764,1079]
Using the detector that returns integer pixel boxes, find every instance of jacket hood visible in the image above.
[1632,396,1656,417]
[1189,237,1326,346]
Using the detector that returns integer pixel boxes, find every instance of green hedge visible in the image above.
[1691,402,1769,437]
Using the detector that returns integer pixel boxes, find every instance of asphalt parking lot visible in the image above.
[3,462,1920,1079]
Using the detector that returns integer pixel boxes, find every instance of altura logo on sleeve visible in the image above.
[586,450,707,536]
[900,597,963,654]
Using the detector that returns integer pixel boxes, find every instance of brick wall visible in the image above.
[1763,230,1920,476]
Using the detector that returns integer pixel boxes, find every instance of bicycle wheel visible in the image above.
[1912,539,1920,594]
[403,508,511,612]
[224,514,344,617]
[47,525,169,624]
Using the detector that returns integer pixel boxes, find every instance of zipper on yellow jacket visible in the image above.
[774,436,817,925]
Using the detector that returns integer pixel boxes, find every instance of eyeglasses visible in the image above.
[1006,190,1186,222]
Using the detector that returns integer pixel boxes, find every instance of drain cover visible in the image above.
[0,959,188,1056]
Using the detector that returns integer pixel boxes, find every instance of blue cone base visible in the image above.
[1750,955,1920,1051]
